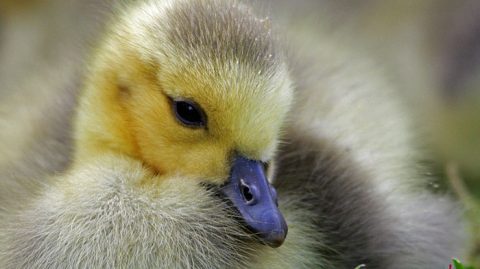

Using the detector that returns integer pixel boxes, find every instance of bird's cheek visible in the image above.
[172,144,231,184]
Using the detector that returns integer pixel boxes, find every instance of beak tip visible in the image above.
[259,213,288,247]
[264,229,287,248]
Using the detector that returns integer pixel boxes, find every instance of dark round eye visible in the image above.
[173,100,206,127]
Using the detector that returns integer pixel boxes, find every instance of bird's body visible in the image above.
[0,0,465,268]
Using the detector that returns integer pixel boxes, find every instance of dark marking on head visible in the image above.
[117,84,131,99]
[163,0,279,73]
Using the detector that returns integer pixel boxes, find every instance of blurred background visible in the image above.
[1,0,479,266]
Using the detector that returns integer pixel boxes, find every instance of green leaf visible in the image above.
[452,258,476,269]
[453,258,465,269]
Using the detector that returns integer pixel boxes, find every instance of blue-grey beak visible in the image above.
[221,156,288,247]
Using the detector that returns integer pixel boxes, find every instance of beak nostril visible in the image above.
[240,179,255,204]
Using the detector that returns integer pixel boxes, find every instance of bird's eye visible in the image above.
[172,99,206,128]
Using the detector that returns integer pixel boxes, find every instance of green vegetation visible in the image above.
[444,164,480,268]
[452,258,475,269]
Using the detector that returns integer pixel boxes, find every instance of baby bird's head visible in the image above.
[76,0,292,247]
